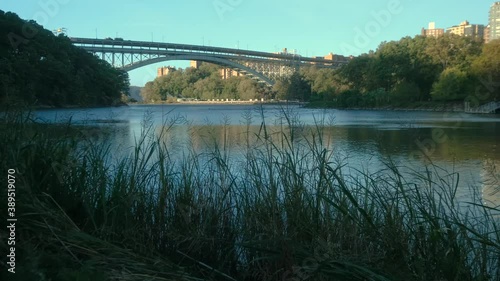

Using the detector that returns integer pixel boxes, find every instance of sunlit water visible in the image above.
[34,104,500,205]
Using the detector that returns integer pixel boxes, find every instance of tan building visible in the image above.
[484,25,490,43]
[309,53,350,65]
[421,22,445,38]
[157,66,176,77]
[446,20,485,40]
[190,60,202,69]
[324,53,335,60]
[447,20,470,36]
[326,53,351,64]
[220,68,241,80]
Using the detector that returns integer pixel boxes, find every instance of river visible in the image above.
[34,104,500,205]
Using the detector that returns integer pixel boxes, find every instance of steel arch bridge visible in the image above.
[71,37,350,86]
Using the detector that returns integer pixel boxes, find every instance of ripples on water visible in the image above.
[34,104,500,205]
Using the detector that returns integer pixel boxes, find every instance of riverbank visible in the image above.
[1,109,499,281]
[305,100,479,113]
[139,100,491,114]
[1,100,129,111]
[133,99,307,106]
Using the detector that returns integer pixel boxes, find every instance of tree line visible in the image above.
[143,34,500,108]
[300,35,500,108]
[0,11,129,108]
[141,63,268,102]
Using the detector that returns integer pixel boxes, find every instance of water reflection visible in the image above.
[34,105,500,205]
[482,160,500,207]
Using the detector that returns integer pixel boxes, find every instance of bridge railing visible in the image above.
[70,37,351,66]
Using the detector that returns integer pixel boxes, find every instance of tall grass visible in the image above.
[0,106,499,281]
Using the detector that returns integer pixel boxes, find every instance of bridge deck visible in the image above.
[71,37,351,87]
[70,37,350,66]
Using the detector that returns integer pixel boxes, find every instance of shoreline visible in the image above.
[132,100,308,106]
[18,101,498,115]
[133,100,478,114]
[305,102,500,114]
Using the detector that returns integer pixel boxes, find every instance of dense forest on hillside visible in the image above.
[302,35,500,108]
[0,11,129,107]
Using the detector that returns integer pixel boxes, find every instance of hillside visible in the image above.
[0,11,129,107]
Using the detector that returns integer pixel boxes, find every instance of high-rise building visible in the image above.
[484,25,491,43]
[421,22,445,37]
[489,2,500,41]
[464,24,485,39]
[446,20,485,39]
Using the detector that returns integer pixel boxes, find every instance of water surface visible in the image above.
[35,104,500,205]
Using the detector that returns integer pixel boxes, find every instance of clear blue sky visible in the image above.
[2,0,495,86]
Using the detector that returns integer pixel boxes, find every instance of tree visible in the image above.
[300,66,339,101]
[141,82,159,103]
[470,40,500,101]
[0,11,130,107]
[288,72,311,101]
[340,55,374,92]
[273,78,289,100]
[221,77,239,99]
[425,34,482,71]
[430,67,470,101]
[237,78,258,100]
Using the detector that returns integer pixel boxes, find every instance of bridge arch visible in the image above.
[122,54,275,86]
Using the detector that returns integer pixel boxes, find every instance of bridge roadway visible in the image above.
[71,37,350,86]
[71,37,348,66]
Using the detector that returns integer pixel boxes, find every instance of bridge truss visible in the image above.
[71,38,350,86]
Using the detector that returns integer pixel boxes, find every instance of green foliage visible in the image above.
[335,89,363,107]
[431,67,470,101]
[391,80,421,103]
[425,34,483,71]
[141,64,265,102]
[0,11,129,107]
[271,72,312,101]
[470,40,500,101]
[340,54,374,92]
[272,78,289,100]
[301,67,338,99]
[317,34,498,108]
[364,88,390,107]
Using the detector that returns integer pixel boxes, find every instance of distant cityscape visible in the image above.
[421,1,500,43]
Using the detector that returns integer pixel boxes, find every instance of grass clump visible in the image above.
[0,106,498,281]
